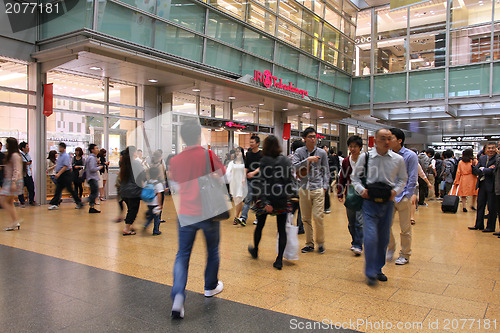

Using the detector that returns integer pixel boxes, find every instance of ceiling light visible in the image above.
[228,96,236,100]
[282,108,288,111]
[148,79,158,83]
[259,103,264,106]
[319,116,324,119]
[89,66,102,71]
[192,88,201,92]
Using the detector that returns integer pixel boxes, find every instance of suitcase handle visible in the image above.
[449,184,459,196]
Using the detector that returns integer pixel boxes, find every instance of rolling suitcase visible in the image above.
[441,185,459,213]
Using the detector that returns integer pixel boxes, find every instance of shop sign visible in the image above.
[253,70,309,98]
[43,83,53,117]
[225,121,245,129]
[317,134,326,139]
[443,135,500,143]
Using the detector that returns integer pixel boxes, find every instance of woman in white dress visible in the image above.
[226,147,247,225]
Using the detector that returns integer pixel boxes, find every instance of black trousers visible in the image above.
[418,178,428,205]
[474,186,497,230]
[18,175,35,204]
[123,197,141,225]
[74,179,84,199]
[88,179,99,207]
[324,187,331,211]
[254,213,287,263]
[49,171,81,206]
[434,177,443,198]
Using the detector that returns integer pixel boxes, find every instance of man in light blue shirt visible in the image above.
[85,144,103,214]
[387,128,418,266]
[48,142,83,210]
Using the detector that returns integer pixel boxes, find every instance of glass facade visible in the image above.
[39,0,357,108]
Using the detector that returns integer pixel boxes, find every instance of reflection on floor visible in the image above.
[0,197,499,332]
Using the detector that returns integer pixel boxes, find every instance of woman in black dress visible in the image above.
[72,147,85,201]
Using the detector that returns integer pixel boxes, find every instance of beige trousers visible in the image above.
[388,197,412,259]
[299,188,325,247]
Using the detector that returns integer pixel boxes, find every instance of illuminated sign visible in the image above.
[225,121,246,129]
[253,70,309,98]
[317,134,326,139]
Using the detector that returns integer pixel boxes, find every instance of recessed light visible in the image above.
[319,116,324,119]
[89,66,102,71]
[228,96,236,100]
[192,88,201,92]
[282,108,288,111]
[148,79,158,83]
[259,103,264,106]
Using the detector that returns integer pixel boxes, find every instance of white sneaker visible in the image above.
[395,257,409,265]
[204,281,223,297]
[96,200,100,205]
[352,247,362,255]
[48,205,59,210]
[324,210,331,214]
[253,220,258,225]
[171,294,184,319]
[386,250,394,262]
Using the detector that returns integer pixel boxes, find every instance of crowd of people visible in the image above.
[1,126,500,318]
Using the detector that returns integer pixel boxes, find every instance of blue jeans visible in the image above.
[171,219,220,301]
[240,180,255,221]
[346,207,364,249]
[145,205,160,234]
[362,200,394,278]
[88,179,98,207]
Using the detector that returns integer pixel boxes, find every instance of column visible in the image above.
[159,92,174,155]
[144,85,161,153]
[338,124,348,156]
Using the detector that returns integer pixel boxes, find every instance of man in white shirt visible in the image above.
[351,129,407,286]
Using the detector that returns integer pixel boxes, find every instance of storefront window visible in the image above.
[410,33,446,69]
[302,10,322,37]
[376,38,406,73]
[287,115,299,129]
[301,33,320,55]
[341,18,356,40]
[156,0,206,33]
[247,3,277,34]
[323,45,339,67]
[108,117,139,167]
[233,106,256,123]
[207,12,244,48]
[0,106,27,142]
[173,93,197,115]
[109,81,136,105]
[54,99,105,114]
[200,97,224,118]
[276,43,300,68]
[324,5,341,28]
[451,25,492,65]
[0,59,27,90]
[451,0,492,29]
[48,72,105,102]
[494,24,500,61]
[154,23,204,62]
[205,40,243,74]
[326,0,342,15]
[376,6,407,41]
[243,28,275,60]
[320,63,336,85]
[208,0,246,20]
[409,0,446,35]
[251,0,277,12]
[343,0,358,25]
[496,1,500,21]
[323,24,341,50]
[278,18,301,47]
[109,106,138,118]
[320,123,330,134]
[279,0,303,27]
[354,9,371,76]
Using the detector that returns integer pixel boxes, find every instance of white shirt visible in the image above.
[148,181,165,206]
[351,149,408,196]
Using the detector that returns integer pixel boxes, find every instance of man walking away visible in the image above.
[85,144,103,213]
[417,148,434,206]
[18,141,36,207]
[239,135,262,226]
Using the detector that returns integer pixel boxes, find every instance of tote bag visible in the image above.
[277,213,299,260]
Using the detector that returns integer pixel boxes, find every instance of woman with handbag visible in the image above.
[248,136,294,270]
[0,137,24,231]
[72,147,85,201]
[337,135,364,256]
[454,148,478,212]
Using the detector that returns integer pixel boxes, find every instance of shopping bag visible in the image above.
[277,213,299,260]
[439,180,446,191]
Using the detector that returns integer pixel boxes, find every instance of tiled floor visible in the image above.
[0,197,499,332]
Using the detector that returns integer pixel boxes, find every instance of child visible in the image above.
[144,166,164,235]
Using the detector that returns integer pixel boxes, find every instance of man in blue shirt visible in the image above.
[85,144,103,214]
[18,141,36,206]
[48,142,83,210]
[387,128,418,266]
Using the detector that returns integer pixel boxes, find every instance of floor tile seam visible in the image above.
[386,296,488,318]
[331,302,431,323]
[483,303,490,319]
[441,284,450,296]
[391,286,492,305]
[492,280,497,292]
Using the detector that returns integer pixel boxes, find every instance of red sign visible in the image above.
[43,83,53,117]
[317,134,326,139]
[225,121,245,129]
[253,70,309,98]
[368,136,375,148]
[283,123,291,140]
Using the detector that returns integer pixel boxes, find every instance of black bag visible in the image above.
[442,185,459,213]
[366,182,393,203]
[344,153,369,211]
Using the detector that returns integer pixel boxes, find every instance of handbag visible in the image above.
[344,153,369,211]
[439,180,446,191]
[276,213,299,260]
[199,149,231,221]
[366,182,393,203]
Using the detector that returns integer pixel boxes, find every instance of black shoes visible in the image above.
[463,208,468,212]
[298,229,305,235]
[273,260,283,270]
[377,273,388,282]
[492,232,500,236]
[367,277,377,286]
[318,246,325,254]
[468,226,483,230]
[301,246,314,253]
[153,231,162,236]
[248,246,258,259]
[89,207,101,214]
[482,229,495,233]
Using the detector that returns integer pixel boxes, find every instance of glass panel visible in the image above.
[109,82,136,106]
[302,9,322,37]
[252,0,277,12]
[376,38,406,73]
[334,89,349,106]
[324,5,341,28]
[494,23,500,60]
[154,22,203,62]
[241,54,272,76]
[233,106,256,123]
[354,9,372,76]
[287,115,299,129]
[243,28,274,60]
[259,109,273,125]
[0,91,26,105]
[279,0,303,27]
[276,43,300,68]
[120,0,155,12]
[451,25,493,65]
[300,33,320,55]
[317,82,334,102]
[274,66,298,85]
[343,0,358,25]
[341,37,354,56]
[323,45,339,66]
[323,24,341,50]
[410,33,446,70]
[376,6,407,41]
[54,98,105,114]
[341,19,356,40]
[493,63,500,94]
[173,92,197,115]
[373,73,406,102]
[109,105,137,118]
[247,3,277,34]
[0,106,27,142]
[335,72,350,91]
[326,0,341,14]
[200,97,225,118]
[0,60,27,89]
[298,54,319,77]
[350,77,370,104]
[451,0,492,29]
[409,0,446,34]
[97,1,154,47]
[208,0,246,20]
[297,76,318,97]
[313,0,324,18]
[278,19,301,47]
[205,40,242,74]
[48,72,105,102]
[207,11,244,48]
[40,0,92,39]
[409,68,445,100]
[320,64,336,85]
[339,54,353,73]
[449,64,490,97]
[496,0,500,21]
[156,0,206,33]
[108,117,140,166]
